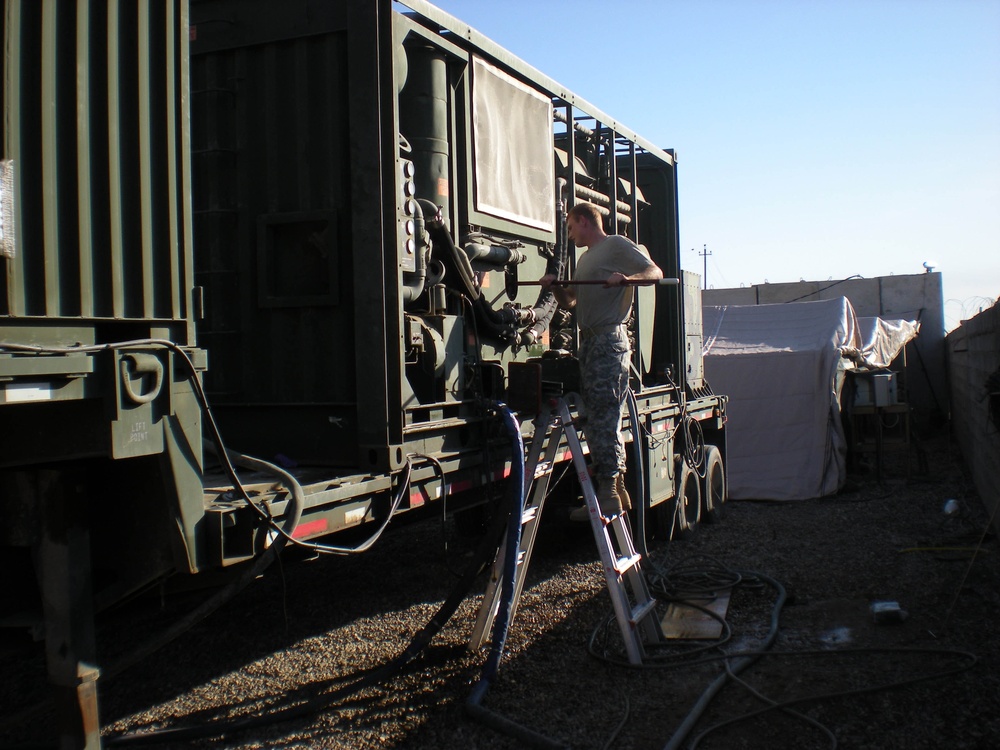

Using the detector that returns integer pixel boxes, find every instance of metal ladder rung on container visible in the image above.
[470,395,662,665]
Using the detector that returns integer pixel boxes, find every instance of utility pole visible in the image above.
[698,244,711,290]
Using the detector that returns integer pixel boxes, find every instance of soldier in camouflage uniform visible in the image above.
[540,202,663,518]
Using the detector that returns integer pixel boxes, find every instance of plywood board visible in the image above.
[660,591,731,640]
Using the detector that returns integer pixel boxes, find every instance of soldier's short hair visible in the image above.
[567,202,602,228]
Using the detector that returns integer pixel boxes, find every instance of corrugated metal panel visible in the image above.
[2,0,192,323]
[191,25,355,404]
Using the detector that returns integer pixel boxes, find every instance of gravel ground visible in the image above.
[2,429,998,749]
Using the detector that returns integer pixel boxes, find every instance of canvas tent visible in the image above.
[702,297,918,501]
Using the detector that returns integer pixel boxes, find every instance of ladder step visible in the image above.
[534,461,553,479]
[614,553,641,575]
[630,598,658,625]
[471,396,664,665]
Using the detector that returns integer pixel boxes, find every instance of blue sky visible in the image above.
[422,0,1000,331]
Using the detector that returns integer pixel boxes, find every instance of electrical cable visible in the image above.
[625,388,649,559]
[714,664,839,749]
[408,451,458,574]
[599,692,631,750]
[942,491,1000,630]
[578,559,979,750]
[204,443,412,558]
[1,339,410,558]
[683,645,978,749]
[588,555,741,667]
[782,275,864,304]
[105,405,521,747]
[102,449,306,681]
[2,338,421,718]
[660,570,784,749]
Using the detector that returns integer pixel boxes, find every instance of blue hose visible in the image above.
[469,402,524,702]
[465,405,566,749]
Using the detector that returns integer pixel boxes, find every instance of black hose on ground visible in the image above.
[102,450,307,682]
[104,406,522,747]
[661,570,788,750]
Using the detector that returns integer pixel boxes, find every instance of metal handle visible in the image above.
[120,353,164,405]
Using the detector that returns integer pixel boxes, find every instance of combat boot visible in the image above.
[568,477,623,521]
[616,474,632,512]
[596,477,623,517]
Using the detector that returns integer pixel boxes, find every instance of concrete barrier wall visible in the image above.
[704,273,947,431]
[946,304,1000,537]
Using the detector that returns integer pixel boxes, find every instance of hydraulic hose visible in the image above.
[105,404,523,747]
[517,182,569,347]
[468,404,523,701]
[625,388,649,559]
[465,405,565,749]
[423,210,519,342]
[102,450,305,682]
[401,199,430,305]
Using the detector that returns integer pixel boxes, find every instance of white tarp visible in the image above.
[702,297,917,501]
[857,316,921,369]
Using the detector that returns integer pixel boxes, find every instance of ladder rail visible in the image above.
[471,396,663,666]
[469,405,566,650]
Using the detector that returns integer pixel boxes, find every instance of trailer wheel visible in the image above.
[701,445,726,524]
[675,456,701,534]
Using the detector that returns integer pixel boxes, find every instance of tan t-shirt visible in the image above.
[574,235,655,331]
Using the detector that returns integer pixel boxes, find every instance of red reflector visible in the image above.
[292,518,328,539]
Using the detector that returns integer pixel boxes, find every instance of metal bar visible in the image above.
[138,1,155,318]
[76,3,95,317]
[5,0,26,315]
[607,125,619,232]
[107,0,125,319]
[628,139,638,242]
[401,0,674,167]
[518,278,679,287]
[179,0,195,337]
[165,0,182,320]
[41,1,61,316]
[36,470,103,750]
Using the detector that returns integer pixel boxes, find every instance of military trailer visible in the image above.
[1,0,726,745]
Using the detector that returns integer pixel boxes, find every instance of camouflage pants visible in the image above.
[579,328,630,479]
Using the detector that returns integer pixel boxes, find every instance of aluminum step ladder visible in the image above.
[470,395,663,665]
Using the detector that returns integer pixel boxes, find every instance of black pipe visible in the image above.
[517,182,569,346]
[423,213,520,342]
[399,45,451,223]
[402,199,429,305]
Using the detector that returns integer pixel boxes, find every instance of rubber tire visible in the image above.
[701,445,726,524]
[675,455,701,535]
